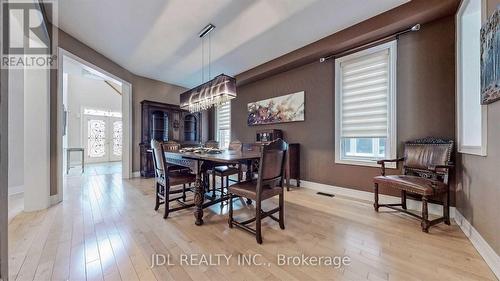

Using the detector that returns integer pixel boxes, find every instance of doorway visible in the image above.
[57,48,132,201]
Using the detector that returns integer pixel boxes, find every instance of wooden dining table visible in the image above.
[164,150,261,226]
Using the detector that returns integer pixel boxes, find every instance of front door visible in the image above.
[84,115,122,163]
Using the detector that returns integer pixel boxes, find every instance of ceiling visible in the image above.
[56,0,408,88]
[63,55,123,92]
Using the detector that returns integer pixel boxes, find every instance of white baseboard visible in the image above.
[294,179,454,217]
[131,171,141,178]
[8,185,24,196]
[294,179,498,279]
[455,210,500,280]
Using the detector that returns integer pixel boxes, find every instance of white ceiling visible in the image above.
[56,0,408,88]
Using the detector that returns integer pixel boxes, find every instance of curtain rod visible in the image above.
[319,24,421,63]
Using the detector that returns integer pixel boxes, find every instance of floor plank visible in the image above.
[8,162,497,281]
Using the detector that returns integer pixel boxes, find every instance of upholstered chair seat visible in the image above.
[373,137,454,233]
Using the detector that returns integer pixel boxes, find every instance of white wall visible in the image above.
[24,67,51,211]
[65,74,121,163]
[8,69,24,195]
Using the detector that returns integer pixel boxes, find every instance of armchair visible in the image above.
[373,137,454,232]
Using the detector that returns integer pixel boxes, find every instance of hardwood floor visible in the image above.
[8,171,496,281]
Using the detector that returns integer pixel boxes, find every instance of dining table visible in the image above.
[164,149,261,226]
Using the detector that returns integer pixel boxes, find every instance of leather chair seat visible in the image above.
[213,165,239,175]
[157,172,196,187]
[228,181,282,200]
[373,175,446,196]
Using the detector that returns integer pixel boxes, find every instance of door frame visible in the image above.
[56,48,133,200]
[0,63,8,281]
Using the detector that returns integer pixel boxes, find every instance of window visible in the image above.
[456,0,487,156]
[216,101,231,149]
[335,41,397,167]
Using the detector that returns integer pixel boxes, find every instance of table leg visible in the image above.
[66,151,70,174]
[193,161,205,226]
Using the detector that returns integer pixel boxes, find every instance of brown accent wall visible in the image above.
[456,0,500,256]
[232,16,456,200]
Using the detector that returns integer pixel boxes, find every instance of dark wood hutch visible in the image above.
[139,100,201,177]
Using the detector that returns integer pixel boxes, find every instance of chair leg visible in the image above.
[279,192,285,230]
[228,193,233,228]
[374,183,379,212]
[401,190,407,210]
[220,176,226,208]
[163,185,170,219]
[212,172,216,198]
[154,182,160,211]
[256,200,262,244]
[182,184,186,202]
[444,191,450,225]
[421,196,429,232]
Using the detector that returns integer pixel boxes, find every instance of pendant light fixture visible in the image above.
[180,24,237,113]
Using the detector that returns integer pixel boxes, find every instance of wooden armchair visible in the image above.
[373,137,454,232]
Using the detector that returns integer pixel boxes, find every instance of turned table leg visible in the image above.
[193,161,205,226]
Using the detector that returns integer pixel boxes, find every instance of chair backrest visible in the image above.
[256,139,288,196]
[151,139,165,178]
[204,140,219,149]
[403,137,453,181]
[242,143,262,152]
[163,140,180,151]
[228,140,242,151]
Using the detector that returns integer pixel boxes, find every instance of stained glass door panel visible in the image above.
[84,115,123,163]
[109,117,122,162]
[84,116,108,163]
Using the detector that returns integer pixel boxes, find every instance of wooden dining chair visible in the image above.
[209,140,243,201]
[228,139,288,244]
[162,140,191,173]
[151,139,196,219]
[204,140,219,149]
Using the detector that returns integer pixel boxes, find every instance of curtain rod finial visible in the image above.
[411,24,420,32]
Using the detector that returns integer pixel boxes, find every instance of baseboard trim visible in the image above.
[293,179,455,217]
[131,171,141,178]
[8,185,24,196]
[293,179,498,279]
[454,210,500,280]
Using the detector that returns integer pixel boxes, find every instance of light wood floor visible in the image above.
[8,171,496,281]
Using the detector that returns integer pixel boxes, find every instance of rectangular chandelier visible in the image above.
[180,74,237,113]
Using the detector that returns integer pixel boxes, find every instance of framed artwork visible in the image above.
[481,7,500,104]
[247,91,305,126]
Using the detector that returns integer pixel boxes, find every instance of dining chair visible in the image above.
[228,139,288,244]
[204,140,219,149]
[151,139,196,219]
[209,140,243,201]
[162,140,191,173]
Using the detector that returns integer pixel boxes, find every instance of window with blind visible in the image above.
[216,101,231,149]
[334,40,397,167]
